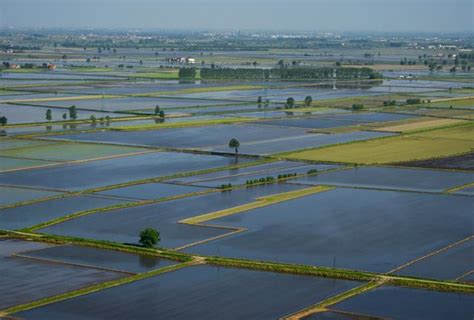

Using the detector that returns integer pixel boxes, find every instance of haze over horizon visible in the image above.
[0,0,472,33]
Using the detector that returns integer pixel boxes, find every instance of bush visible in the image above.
[406,98,422,105]
[352,103,364,110]
[178,67,196,79]
[221,183,232,190]
[383,100,397,106]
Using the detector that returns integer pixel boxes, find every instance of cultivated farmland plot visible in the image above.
[0,194,130,230]
[0,186,62,207]
[31,96,236,113]
[395,239,473,280]
[326,286,474,320]
[0,156,55,172]
[184,188,473,272]
[209,130,394,155]
[1,27,474,319]
[0,103,119,124]
[14,265,361,320]
[39,184,305,248]
[168,160,321,184]
[251,112,416,129]
[176,164,341,188]
[291,166,474,192]
[94,182,208,201]
[0,239,123,309]
[0,151,248,190]
[17,245,178,274]
[44,123,312,148]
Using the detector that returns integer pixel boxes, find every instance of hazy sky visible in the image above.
[0,0,472,32]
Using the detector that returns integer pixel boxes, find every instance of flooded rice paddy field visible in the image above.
[184,188,473,272]
[39,184,304,248]
[168,160,320,184]
[178,164,340,188]
[31,96,238,113]
[0,186,62,207]
[0,141,149,162]
[94,182,208,200]
[0,239,123,309]
[251,112,416,129]
[209,130,394,155]
[0,156,55,172]
[45,123,311,148]
[0,151,247,190]
[45,123,394,154]
[14,264,361,320]
[0,103,121,124]
[2,67,473,317]
[18,245,178,274]
[292,166,474,192]
[395,239,473,280]
[329,286,474,320]
[0,194,130,230]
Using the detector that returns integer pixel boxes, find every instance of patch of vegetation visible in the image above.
[139,228,160,248]
[286,123,474,164]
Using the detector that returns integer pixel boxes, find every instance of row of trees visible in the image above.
[198,67,382,80]
[178,67,197,79]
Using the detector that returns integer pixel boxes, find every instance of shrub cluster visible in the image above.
[246,176,275,186]
[383,100,397,106]
[220,183,232,190]
[406,98,422,105]
[352,103,364,110]
[277,173,298,180]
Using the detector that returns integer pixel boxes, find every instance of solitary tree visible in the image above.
[229,138,240,154]
[139,228,160,248]
[159,110,165,118]
[46,109,52,121]
[286,97,295,108]
[90,114,97,123]
[257,96,262,104]
[62,113,68,120]
[304,96,313,106]
[0,116,7,126]
[69,105,77,120]
[155,105,160,115]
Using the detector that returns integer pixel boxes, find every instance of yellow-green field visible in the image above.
[428,97,474,108]
[374,118,467,133]
[286,123,474,164]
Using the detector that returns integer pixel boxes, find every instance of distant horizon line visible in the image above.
[1,27,473,36]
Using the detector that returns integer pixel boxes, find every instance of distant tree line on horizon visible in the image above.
[196,67,382,80]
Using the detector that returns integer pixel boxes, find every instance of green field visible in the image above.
[0,138,55,151]
[428,97,474,109]
[0,156,56,172]
[286,124,474,164]
[0,142,151,162]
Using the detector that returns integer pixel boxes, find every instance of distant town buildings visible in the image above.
[165,56,195,64]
